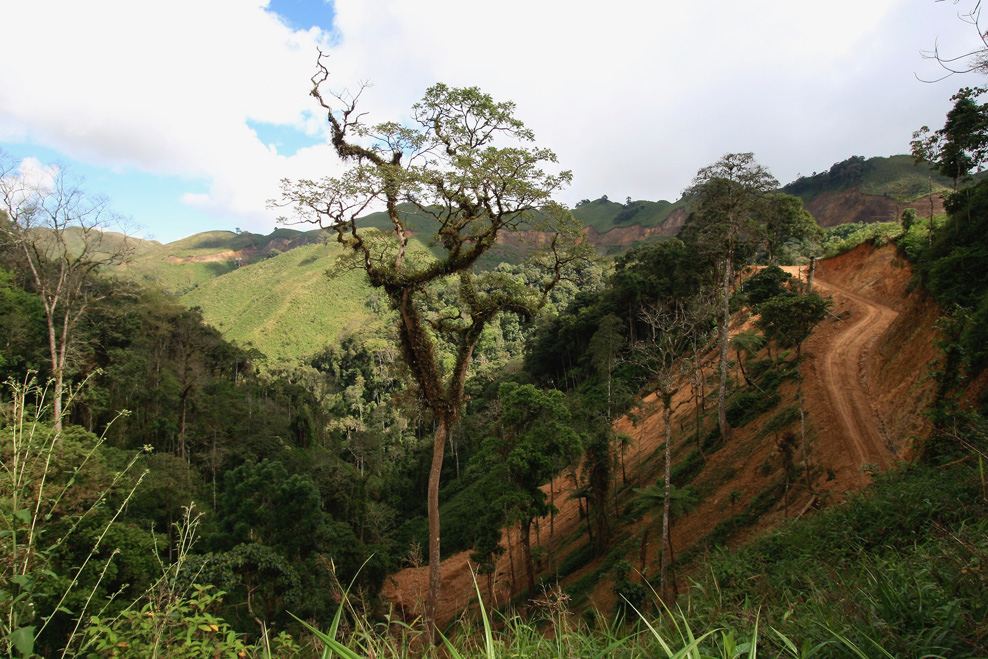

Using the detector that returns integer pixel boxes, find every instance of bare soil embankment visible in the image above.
[382,242,939,627]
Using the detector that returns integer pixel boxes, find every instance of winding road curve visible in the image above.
[789,266,899,472]
[386,260,907,626]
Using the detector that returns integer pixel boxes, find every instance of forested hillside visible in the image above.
[2,80,988,659]
[100,153,946,368]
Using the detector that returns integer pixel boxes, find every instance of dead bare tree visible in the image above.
[0,156,132,430]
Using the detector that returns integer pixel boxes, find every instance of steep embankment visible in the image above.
[801,187,945,227]
[382,242,940,627]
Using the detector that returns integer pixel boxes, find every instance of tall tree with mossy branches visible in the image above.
[683,153,778,442]
[274,54,590,638]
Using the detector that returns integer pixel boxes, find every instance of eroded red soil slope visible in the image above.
[382,242,939,626]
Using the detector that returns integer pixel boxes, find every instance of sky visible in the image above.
[0,0,985,243]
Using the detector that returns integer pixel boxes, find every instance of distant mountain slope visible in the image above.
[179,240,380,365]
[572,196,680,231]
[117,228,324,294]
[569,154,954,237]
[107,153,953,366]
[782,154,953,227]
[571,196,688,249]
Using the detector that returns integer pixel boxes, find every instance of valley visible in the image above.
[383,242,937,627]
[3,142,986,656]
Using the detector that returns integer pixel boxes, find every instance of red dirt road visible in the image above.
[385,246,926,629]
[813,280,897,469]
[786,265,899,474]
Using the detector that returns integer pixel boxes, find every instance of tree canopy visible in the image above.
[275,54,590,635]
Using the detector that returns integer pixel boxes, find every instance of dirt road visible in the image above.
[813,279,897,469]
[788,263,901,486]
[385,250,913,628]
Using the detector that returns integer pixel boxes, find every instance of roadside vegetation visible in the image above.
[3,68,988,659]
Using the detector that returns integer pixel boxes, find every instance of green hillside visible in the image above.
[783,154,954,203]
[572,155,951,236]
[109,153,954,368]
[353,203,443,233]
[116,228,324,294]
[180,240,381,366]
[572,196,684,232]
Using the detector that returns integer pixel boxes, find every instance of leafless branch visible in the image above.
[922,0,988,80]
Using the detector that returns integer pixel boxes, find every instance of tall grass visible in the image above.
[289,562,917,659]
[0,375,146,657]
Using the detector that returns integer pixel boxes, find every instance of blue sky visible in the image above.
[1,0,984,243]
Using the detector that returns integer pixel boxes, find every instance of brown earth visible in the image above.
[497,210,686,252]
[803,188,945,228]
[581,208,689,246]
[162,236,313,264]
[381,241,940,627]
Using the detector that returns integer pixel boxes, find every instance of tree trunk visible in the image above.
[520,518,536,601]
[661,396,673,604]
[506,519,516,591]
[548,476,556,579]
[717,255,733,442]
[425,415,450,645]
[51,371,64,433]
[736,348,753,387]
[639,526,650,575]
[797,373,814,494]
[46,315,64,432]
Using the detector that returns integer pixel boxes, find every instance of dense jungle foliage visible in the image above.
[3,175,988,656]
[0,176,841,656]
[3,86,988,656]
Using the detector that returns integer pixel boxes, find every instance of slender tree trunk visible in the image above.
[548,476,556,579]
[660,395,673,604]
[584,503,593,547]
[639,527,650,575]
[46,314,64,432]
[718,255,733,441]
[487,571,495,610]
[797,365,814,494]
[506,520,516,590]
[178,388,191,460]
[692,357,704,453]
[51,372,64,432]
[736,348,753,387]
[520,518,536,601]
[638,413,647,487]
[425,415,450,645]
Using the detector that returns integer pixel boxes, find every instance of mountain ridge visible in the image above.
[109,153,950,365]
[119,153,949,283]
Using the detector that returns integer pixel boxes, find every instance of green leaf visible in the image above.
[9,574,33,591]
[9,626,35,659]
[291,615,367,659]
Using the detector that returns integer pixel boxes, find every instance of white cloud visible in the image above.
[13,157,60,193]
[0,0,343,232]
[0,157,61,216]
[1,0,984,238]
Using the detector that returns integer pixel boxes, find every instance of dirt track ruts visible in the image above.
[800,271,898,471]
[385,260,907,627]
